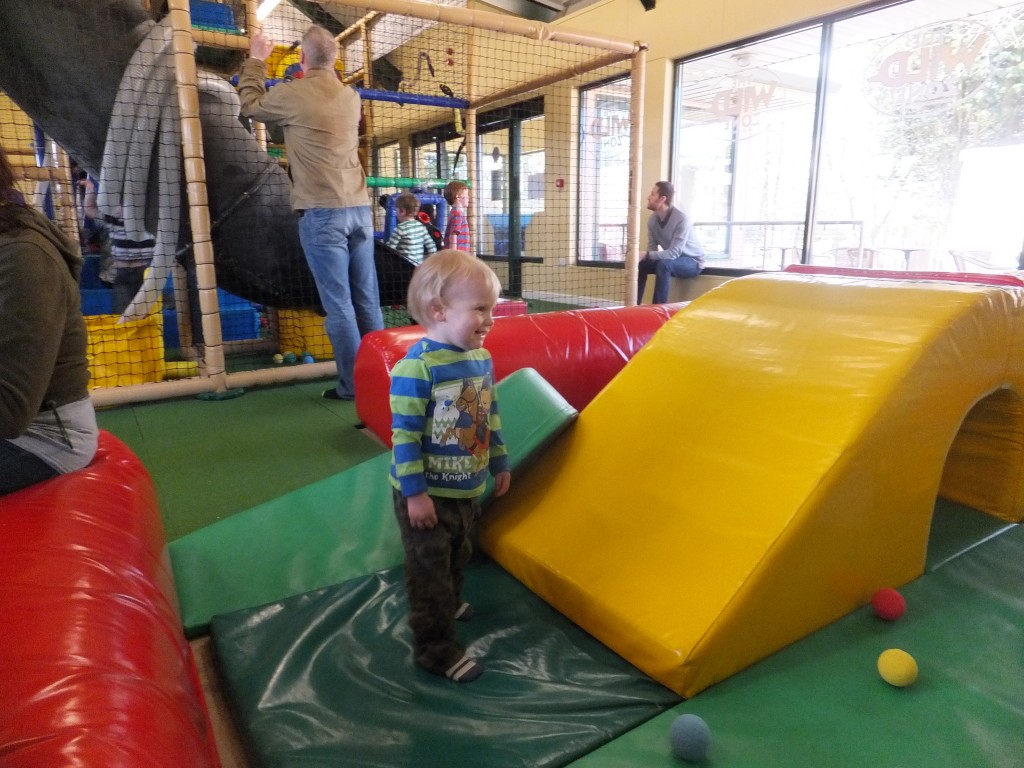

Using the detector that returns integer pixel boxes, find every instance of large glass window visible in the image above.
[479,128,510,251]
[472,100,545,293]
[672,0,1024,273]
[579,77,631,264]
[674,30,823,270]
[818,2,1024,271]
[411,127,468,181]
[444,136,469,181]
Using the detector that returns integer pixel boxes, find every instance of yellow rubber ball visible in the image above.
[877,648,918,687]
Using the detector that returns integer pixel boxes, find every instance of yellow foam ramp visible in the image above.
[479,272,1024,698]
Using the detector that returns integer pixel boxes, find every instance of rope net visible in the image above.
[0,0,640,402]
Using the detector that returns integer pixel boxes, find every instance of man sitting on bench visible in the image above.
[638,181,704,304]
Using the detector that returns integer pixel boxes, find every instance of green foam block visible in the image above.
[170,367,578,636]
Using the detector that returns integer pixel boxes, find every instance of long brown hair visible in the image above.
[0,143,17,195]
[0,143,29,231]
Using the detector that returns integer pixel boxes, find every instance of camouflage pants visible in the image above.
[393,490,479,674]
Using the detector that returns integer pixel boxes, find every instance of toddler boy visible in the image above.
[389,249,511,682]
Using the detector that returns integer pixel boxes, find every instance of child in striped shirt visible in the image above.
[386,192,437,264]
[389,249,511,683]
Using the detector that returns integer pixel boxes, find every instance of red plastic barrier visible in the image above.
[0,432,219,768]
[355,303,682,446]
[784,264,1024,287]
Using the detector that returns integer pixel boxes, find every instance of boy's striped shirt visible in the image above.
[386,219,437,264]
[390,339,508,498]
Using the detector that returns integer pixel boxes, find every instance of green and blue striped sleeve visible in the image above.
[488,385,510,476]
[390,356,432,497]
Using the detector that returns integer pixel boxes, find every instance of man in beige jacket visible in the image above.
[239,24,383,400]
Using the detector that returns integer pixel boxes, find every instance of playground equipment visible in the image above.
[0,433,218,767]
[354,302,681,444]
[171,274,1024,765]
[16,277,1019,766]
[480,271,1024,697]
[0,0,645,407]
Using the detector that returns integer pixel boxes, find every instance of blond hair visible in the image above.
[406,249,501,325]
[443,180,468,206]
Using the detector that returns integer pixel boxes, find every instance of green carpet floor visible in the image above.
[94,298,582,542]
[571,521,1024,767]
[96,378,386,540]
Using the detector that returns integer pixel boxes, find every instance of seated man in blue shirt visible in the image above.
[638,181,705,304]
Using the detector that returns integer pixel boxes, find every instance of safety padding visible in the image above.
[209,561,679,768]
[170,367,578,636]
[784,263,1024,287]
[480,272,1024,698]
[354,303,681,445]
[0,431,219,768]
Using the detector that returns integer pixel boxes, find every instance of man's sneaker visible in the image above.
[322,388,354,401]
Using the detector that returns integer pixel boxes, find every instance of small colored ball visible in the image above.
[872,588,906,621]
[272,353,284,365]
[669,713,711,762]
[283,352,297,364]
[302,354,315,364]
[877,648,918,687]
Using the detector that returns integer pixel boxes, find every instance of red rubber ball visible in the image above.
[872,588,906,621]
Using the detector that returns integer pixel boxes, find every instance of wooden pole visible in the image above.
[166,0,229,389]
[625,45,646,306]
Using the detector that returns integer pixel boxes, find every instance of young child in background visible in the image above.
[389,249,511,683]
[443,181,470,251]
[386,191,437,265]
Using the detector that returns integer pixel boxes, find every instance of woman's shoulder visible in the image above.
[0,227,59,265]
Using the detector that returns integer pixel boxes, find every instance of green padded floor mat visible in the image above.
[170,368,578,636]
[96,380,380,539]
[925,496,1016,571]
[210,560,681,768]
[569,522,1024,767]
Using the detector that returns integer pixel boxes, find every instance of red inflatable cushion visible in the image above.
[0,431,219,768]
[355,303,682,446]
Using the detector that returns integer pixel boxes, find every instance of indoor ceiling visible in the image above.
[477,0,603,22]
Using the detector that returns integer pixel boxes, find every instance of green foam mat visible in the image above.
[96,380,381,540]
[925,496,1016,571]
[171,367,578,636]
[569,523,1024,767]
[210,559,681,768]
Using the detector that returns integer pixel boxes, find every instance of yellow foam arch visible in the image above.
[480,272,1024,698]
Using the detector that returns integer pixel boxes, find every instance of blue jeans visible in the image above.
[298,207,384,398]
[638,256,702,304]
[0,440,59,496]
